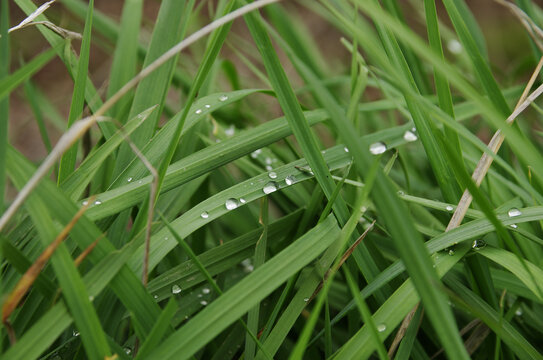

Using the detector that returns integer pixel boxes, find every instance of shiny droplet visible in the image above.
[251,149,262,158]
[377,323,387,332]
[397,190,404,196]
[202,288,210,294]
[127,177,133,182]
[172,285,182,294]
[195,109,203,114]
[403,130,418,142]
[508,208,522,217]
[448,249,455,256]
[447,39,463,54]
[446,205,454,212]
[89,295,94,301]
[225,125,235,137]
[344,146,349,153]
[265,157,273,165]
[153,294,158,299]
[510,224,518,229]
[240,198,246,204]
[201,211,209,219]
[225,198,239,210]
[82,200,88,206]
[472,239,487,250]
[219,94,228,102]
[73,330,80,337]
[515,308,523,316]
[303,298,309,302]
[124,347,132,355]
[204,104,211,108]
[285,175,297,186]
[268,171,277,179]
[200,300,208,306]
[369,142,387,155]
[263,182,278,194]
[94,200,102,205]
[265,165,273,171]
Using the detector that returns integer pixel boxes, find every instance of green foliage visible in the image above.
[2,0,543,359]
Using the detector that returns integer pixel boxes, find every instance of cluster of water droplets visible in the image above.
[193,94,229,116]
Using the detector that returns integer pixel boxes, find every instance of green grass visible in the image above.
[2,0,543,358]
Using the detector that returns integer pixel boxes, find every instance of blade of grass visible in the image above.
[0,0,8,212]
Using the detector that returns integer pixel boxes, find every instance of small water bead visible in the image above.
[218,94,228,102]
[403,130,418,142]
[397,190,405,196]
[472,239,487,250]
[515,308,523,316]
[93,200,102,205]
[127,177,133,182]
[124,347,132,355]
[240,198,246,204]
[73,330,80,337]
[172,285,182,294]
[153,294,159,299]
[268,171,278,179]
[138,180,143,184]
[446,205,454,212]
[200,300,208,306]
[448,249,456,256]
[377,324,387,332]
[225,125,235,137]
[263,182,278,194]
[508,208,522,217]
[225,198,239,210]
[195,109,203,115]
[201,211,209,219]
[344,146,349,153]
[303,298,309,302]
[89,295,95,301]
[82,200,88,206]
[369,142,387,155]
[265,165,273,171]
[251,149,262,158]
[197,294,203,298]
[202,288,210,294]
[447,39,463,54]
[285,175,297,186]
[265,157,273,165]
[510,224,518,229]
[241,259,254,272]
[204,104,211,109]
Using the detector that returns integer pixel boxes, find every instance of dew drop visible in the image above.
[265,165,273,171]
[515,308,523,316]
[344,146,349,153]
[510,224,518,229]
[171,285,182,294]
[94,200,102,205]
[403,130,418,142]
[377,323,387,332]
[446,205,454,212]
[447,39,463,54]
[153,294,158,299]
[448,249,455,256]
[241,259,254,272]
[265,157,273,165]
[285,175,297,186]
[201,211,209,219]
[82,200,88,206]
[508,208,522,217]
[240,198,246,204]
[263,182,278,194]
[225,125,235,137]
[127,177,133,182]
[89,295,94,301]
[73,329,80,337]
[138,180,142,184]
[369,142,387,155]
[225,198,239,210]
[268,171,277,179]
[218,94,228,102]
[124,347,132,355]
[195,109,203,114]
[472,239,487,250]
[251,149,262,158]
[204,104,211,108]
[202,288,210,294]
[200,300,208,306]
[303,298,309,302]
[397,190,404,196]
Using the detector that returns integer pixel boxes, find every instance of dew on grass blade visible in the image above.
[93,200,102,205]
[204,104,211,108]
[251,149,262,158]
[225,198,239,210]
[263,182,278,194]
[472,239,486,250]
[268,171,277,179]
[240,198,246,204]
[171,285,182,294]
[510,224,518,229]
[201,211,209,219]
[200,300,208,306]
[369,142,387,155]
[202,288,210,294]
[446,205,454,212]
[377,324,387,332]
[403,130,418,142]
[195,109,202,114]
[344,146,349,153]
[508,208,522,217]
[285,175,297,186]
[218,94,228,102]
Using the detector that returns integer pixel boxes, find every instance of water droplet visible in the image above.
[268,171,277,179]
[219,94,228,102]
[73,329,80,337]
[225,125,235,137]
[153,294,158,299]
[201,211,209,219]
[397,190,404,196]
[447,39,463,54]
[265,165,273,171]
[204,104,211,108]
[403,130,418,142]
[377,323,387,332]
[225,198,239,210]
[241,259,254,272]
[164,236,168,241]
[124,347,132,355]
[240,198,246,204]
[263,182,278,194]
[285,175,297,186]
[446,205,454,212]
[89,295,94,301]
[127,177,133,182]
[195,109,203,114]
[138,180,142,184]
[472,239,487,250]
[303,298,309,302]
[448,249,455,256]
[197,294,203,298]
[93,200,102,205]
[251,149,262,158]
[508,208,522,217]
[344,146,349,153]
[200,300,208,306]
[265,157,273,165]
[202,288,210,294]
[369,142,387,155]
[172,284,182,294]
[82,200,88,206]
[510,224,518,229]
[515,308,523,316]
